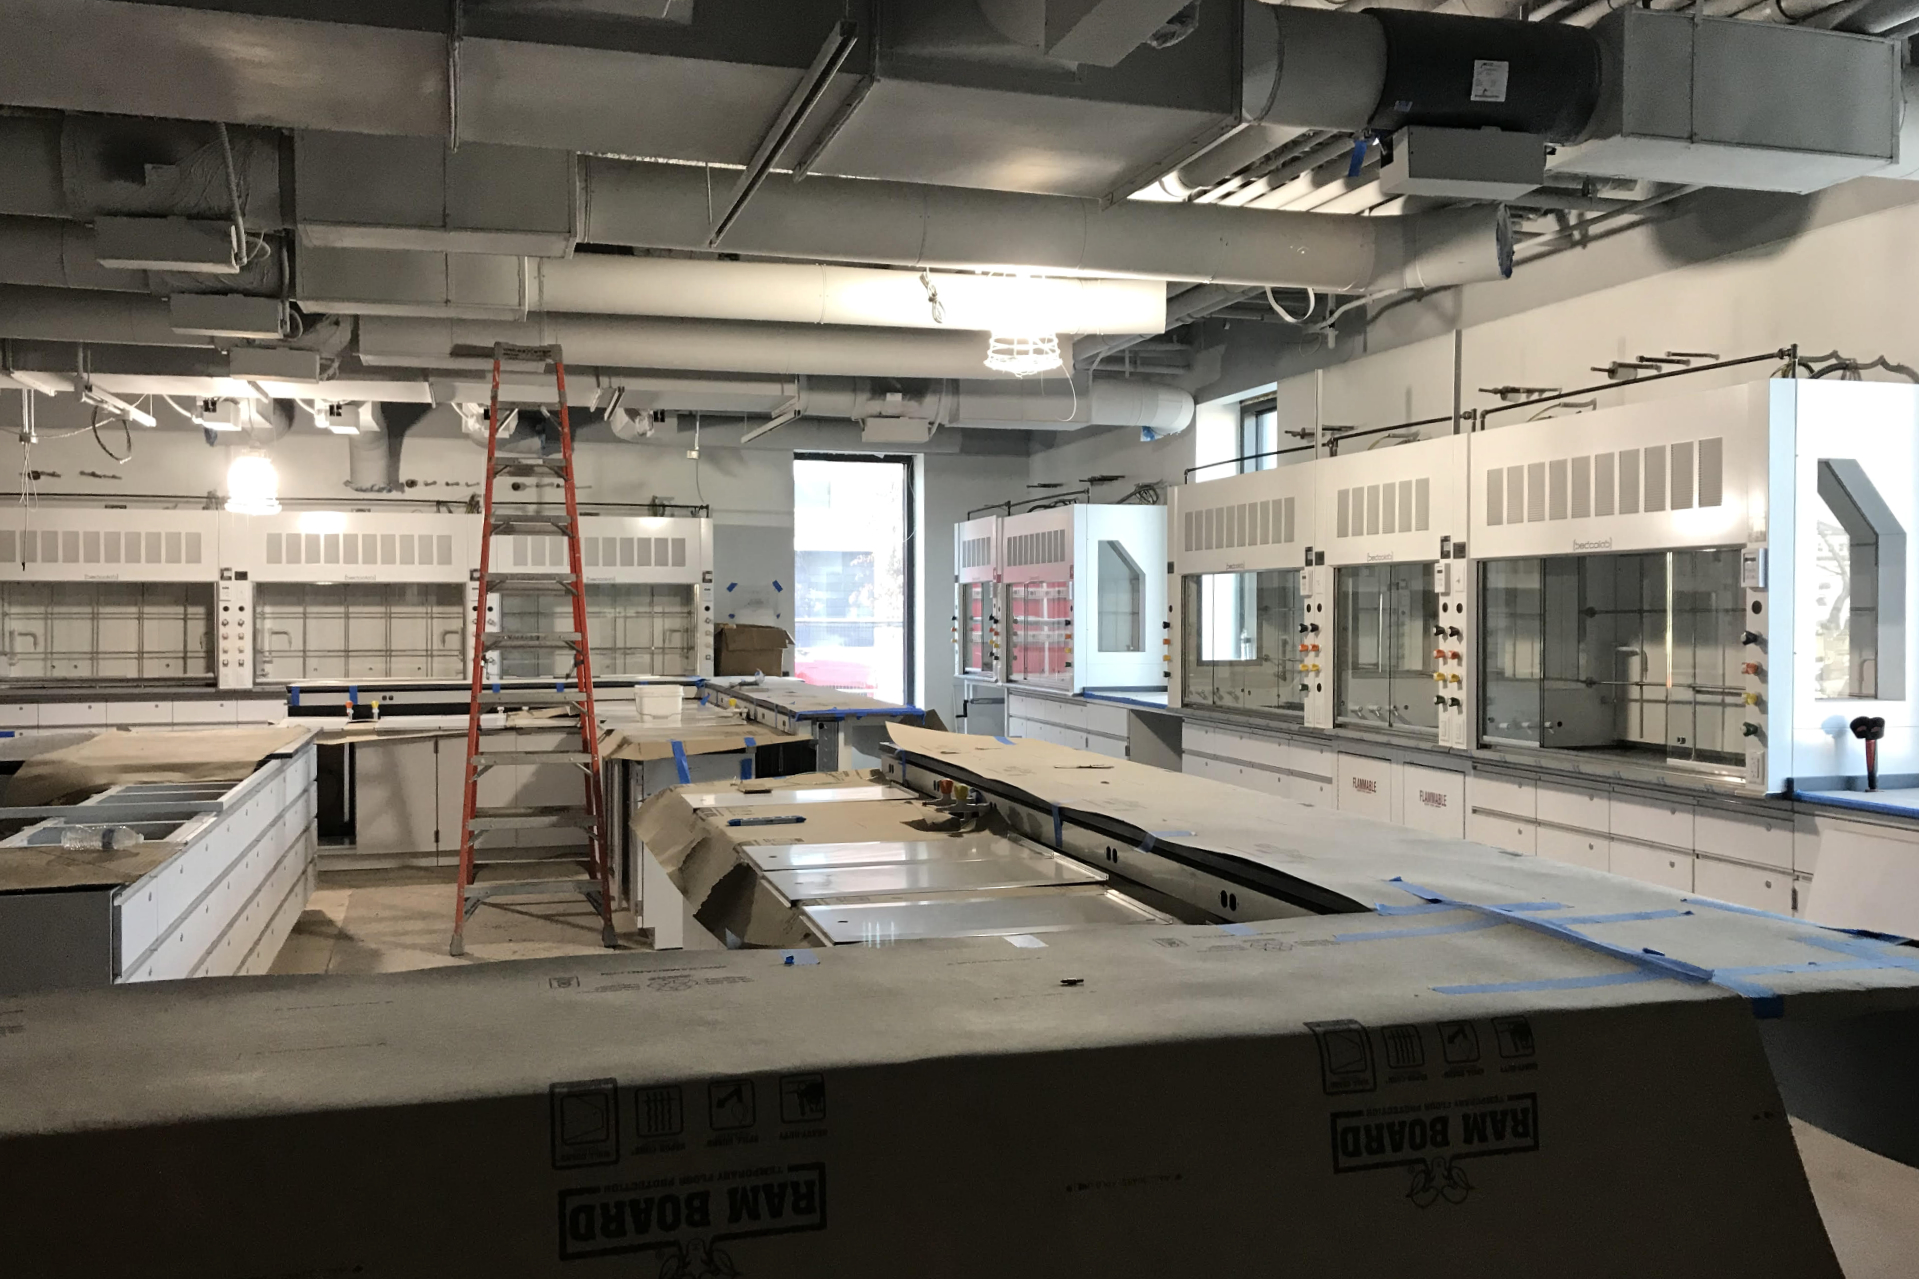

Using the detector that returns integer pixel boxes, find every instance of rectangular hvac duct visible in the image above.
[94,217,237,274]
[1549,11,1900,195]
[168,294,288,340]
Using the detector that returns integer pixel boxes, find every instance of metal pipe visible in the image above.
[581,159,1511,294]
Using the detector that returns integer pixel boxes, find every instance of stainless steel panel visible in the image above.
[801,888,1164,945]
[765,855,1105,903]
[681,785,915,808]
[743,836,1041,872]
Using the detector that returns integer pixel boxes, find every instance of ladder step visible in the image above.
[492,459,566,476]
[472,750,597,766]
[462,878,599,903]
[468,806,598,830]
[482,632,583,648]
[476,690,588,706]
[484,573,579,593]
[490,517,573,535]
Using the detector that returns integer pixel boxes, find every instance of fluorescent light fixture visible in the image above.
[225,451,281,515]
[79,387,158,428]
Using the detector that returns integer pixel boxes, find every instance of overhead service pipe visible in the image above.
[581,160,1513,293]
[530,257,1166,335]
[356,313,1079,381]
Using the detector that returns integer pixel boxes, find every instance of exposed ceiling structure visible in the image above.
[0,0,1912,459]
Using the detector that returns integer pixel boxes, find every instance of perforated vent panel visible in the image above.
[1482,438,1723,526]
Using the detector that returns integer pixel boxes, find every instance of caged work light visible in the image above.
[981,272,1064,377]
[225,451,281,515]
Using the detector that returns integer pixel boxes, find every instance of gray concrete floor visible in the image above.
[269,873,1919,1272]
[268,867,646,975]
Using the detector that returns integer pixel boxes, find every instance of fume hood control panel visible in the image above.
[217,572,254,691]
[1301,562,1334,730]
[1433,553,1470,750]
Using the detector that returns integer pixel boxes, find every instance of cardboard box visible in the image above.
[0,920,1843,1277]
[714,624,793,677]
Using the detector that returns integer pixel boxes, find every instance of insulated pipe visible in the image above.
[1152,123,1311,200]
[344,407,394,492]
[580,160,1513,293]
[530,257,1166,335]
[0,284,215,347]
[357,313,1079,381]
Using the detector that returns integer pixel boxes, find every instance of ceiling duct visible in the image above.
[357,313,1080,381]
[580,158,1512,292]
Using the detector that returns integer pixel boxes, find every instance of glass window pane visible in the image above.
[1096,540,1144,652]
[1180,570,1301,713]
[794,459,908,703]
[1335,563,1438,735]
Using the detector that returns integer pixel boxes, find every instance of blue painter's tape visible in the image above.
[288,686,300,707]
[670,740,691,784]
[1798,933,1919,972]
[1435,972,1665,996]
[741,736,756,782]
[491,682,500,694]
[1389,878,1718,988]
[1496,902,1571,914]
[1555,909,1693,925]
[1346,133,1369,178]
[1051,802,1063,849]
[994,736,1013,745]
[347,684,359,704]
[726,582,736,592]
[1375,902,1463,916]
[0,730,12,738]
[1335,917,1506,943]
[1218,923,1255,936]
[781,950,819,967]
[773,580,783,592]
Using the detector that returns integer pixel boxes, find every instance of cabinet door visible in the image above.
[1611,840,1694,892]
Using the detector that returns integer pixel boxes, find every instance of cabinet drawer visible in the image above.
[1694,855,1791,914]
[1471,773,1536,819]
[1537,783,1608,834]
[1287,742,1335,782]
[1611,794,1693,850]
[1467,810,1536,855]
[1611,840,1694,892]
[1694,808,1792,873]
[1537,826,1609,872]
[1083,702,1130,737]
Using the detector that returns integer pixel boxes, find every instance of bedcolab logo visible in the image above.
[658,1239,741,1278]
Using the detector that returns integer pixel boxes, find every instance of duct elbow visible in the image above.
[1370,204,1513,294]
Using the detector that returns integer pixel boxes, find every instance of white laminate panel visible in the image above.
[1083,702,1131,736]
[1536,826,1609,873]
[0,703,37,728]
[171,700,239,725]
[1611,794,1694,851]
[1694,855,1792,915]
[1610,840,1694,892]
[37,702,106,727]
[1694,807,1793,873]
[1400,765,1465,839]
[1536,783,1609,835]
[1470,773,1536,820]
[1467,810,1536,855]
[1336,753,1393,821]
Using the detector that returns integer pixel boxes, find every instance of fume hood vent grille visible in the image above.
[0,527,204,566]
[1181,497,1297,554]
[1483,438,1722,527]
[1334,480,1430,539]
[494,535,688,570]
[264,531,453,567]
[1006,529,1068,567]
[960,536,993,569]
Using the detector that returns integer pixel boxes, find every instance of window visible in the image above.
[1812,459,1905,700]
[1238,403,1279,473]
[1096,540,1144,652]
[793,456,911,703]
[1007,580,1071,684]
